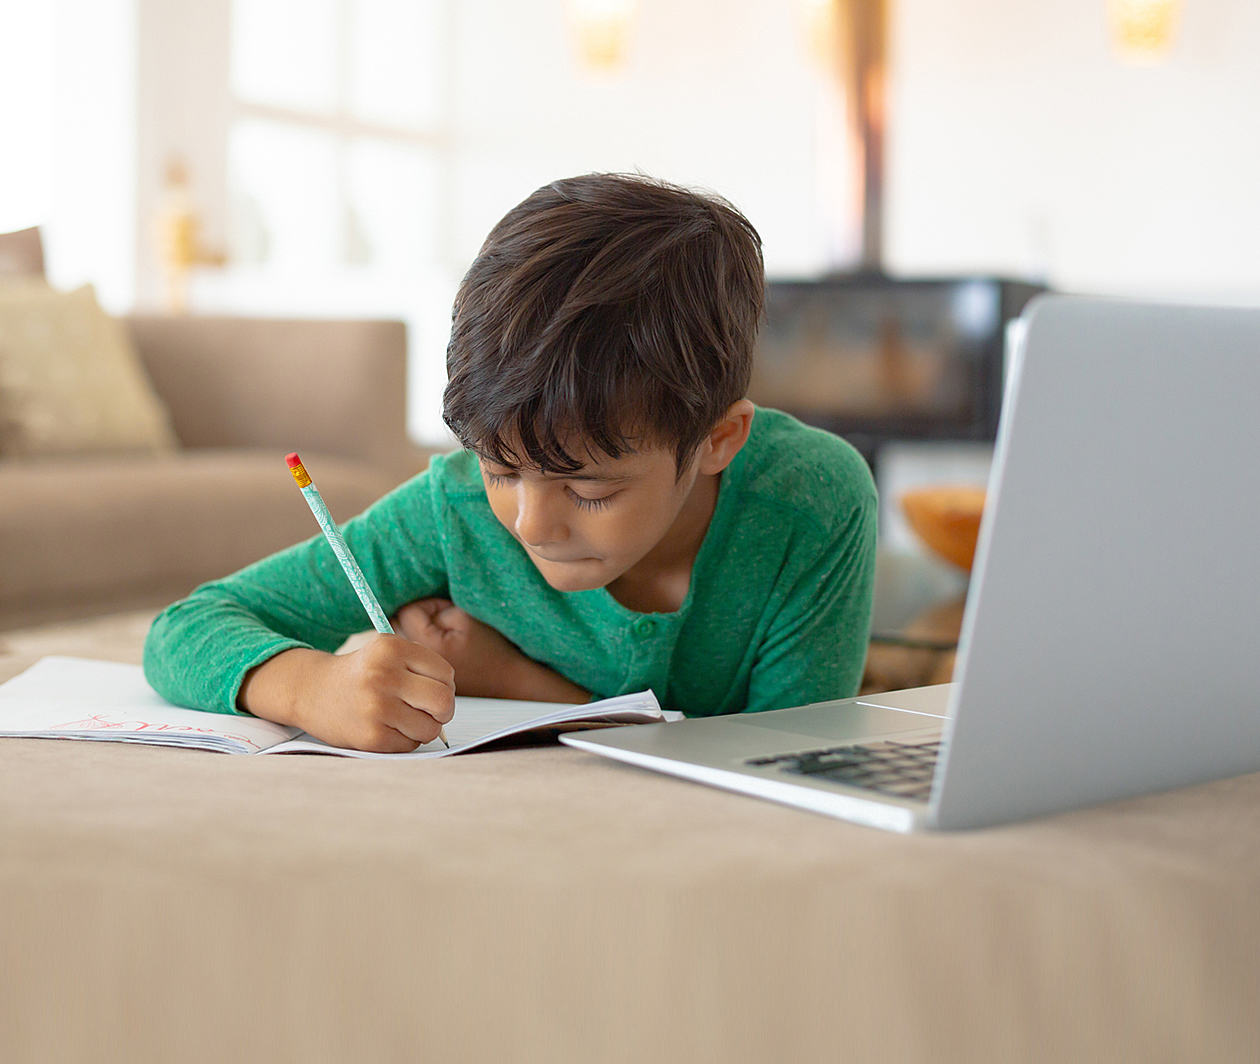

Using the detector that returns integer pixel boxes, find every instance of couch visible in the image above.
[0,619,1256,1063]
[0,313,435,630]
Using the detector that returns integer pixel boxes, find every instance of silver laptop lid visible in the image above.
[933,296,1260,829]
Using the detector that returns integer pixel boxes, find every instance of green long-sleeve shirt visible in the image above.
[143,407,877,717]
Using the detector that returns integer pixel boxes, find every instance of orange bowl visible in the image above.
[900,485,987,571]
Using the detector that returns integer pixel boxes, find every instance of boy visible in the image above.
[144,173,877,752]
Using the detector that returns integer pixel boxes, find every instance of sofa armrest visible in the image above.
[124,315,436,479]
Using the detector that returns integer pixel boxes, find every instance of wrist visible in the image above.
[238,647,327,729]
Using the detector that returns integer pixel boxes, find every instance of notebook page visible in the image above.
[267,690,664,759]
[0,657,300,754]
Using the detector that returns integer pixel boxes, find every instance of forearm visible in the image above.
[143,590,316,715]
[146,535,439,717]
[499,656,590,704]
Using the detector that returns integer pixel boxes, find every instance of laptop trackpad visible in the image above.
[729,700,938,745]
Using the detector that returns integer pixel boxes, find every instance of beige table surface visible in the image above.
[2,611,1258,1064]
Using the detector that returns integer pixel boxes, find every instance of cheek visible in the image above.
[586,514,633,552]
[484,488,516,530]
[588,499,672,554]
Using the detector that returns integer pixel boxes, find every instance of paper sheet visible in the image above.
[0,657,298,753]
[0,656,663,757]
[269,691,663,758]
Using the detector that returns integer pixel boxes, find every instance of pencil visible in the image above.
[285,452,449,748]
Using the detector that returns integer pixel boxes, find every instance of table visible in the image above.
[2,610,1258,1063]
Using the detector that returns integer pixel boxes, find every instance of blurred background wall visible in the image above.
[3,0,1258,448]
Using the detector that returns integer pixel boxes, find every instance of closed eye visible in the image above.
[481,464,617,510]
[568,489,616,512]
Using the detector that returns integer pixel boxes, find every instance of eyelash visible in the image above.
[570,492,613,512]
[481,471,616,512]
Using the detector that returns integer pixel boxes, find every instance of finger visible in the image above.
[435,603,470,629]
[394,602,436,635]
[395,669,457,725]
[402,611,445,640]
[386,699,448,745]
[397,639,456,689]
[414,597,454,620]
[370,721,426,753]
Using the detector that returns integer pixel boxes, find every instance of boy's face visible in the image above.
[478,442,707,594]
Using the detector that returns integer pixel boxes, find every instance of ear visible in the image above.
[696,399,754,476]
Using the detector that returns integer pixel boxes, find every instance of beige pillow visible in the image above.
[0,282,178,457]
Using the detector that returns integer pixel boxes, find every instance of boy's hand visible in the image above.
[238,637,455,753]
[394,598,527,699]
[394,598,589,703]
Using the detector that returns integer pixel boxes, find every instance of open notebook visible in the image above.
[0,657,663,760]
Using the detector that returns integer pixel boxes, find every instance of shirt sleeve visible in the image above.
[142,470,451,715]
[743,492,877,713]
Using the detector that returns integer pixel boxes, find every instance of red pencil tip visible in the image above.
[286,453,302,468]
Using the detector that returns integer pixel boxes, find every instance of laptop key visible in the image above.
[756,737,942,801]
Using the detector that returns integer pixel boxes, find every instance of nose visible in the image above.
[513,485,568,548]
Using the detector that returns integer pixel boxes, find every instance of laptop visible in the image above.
[561,295,1260,831]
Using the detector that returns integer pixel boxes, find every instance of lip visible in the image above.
[529,551,596,564]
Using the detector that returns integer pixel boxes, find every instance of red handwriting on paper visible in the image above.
[50,715,264,751]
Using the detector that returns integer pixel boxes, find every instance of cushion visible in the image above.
[0,282,178,457]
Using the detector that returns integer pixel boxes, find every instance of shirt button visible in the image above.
[633,617,656,636]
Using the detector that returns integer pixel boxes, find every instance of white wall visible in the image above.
[133,0,231,310]
[25,0,1260,443]
[419,0,854,439]
[886,0,1260,305]
[444,0,849,278]
[180,0,854,442]
[31,0,1260,308]
[43,0,138,312]
[0,7,55,234]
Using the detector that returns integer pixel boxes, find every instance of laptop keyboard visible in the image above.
[745,737,941,801]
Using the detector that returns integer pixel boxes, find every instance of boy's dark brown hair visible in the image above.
[443,172,764,475]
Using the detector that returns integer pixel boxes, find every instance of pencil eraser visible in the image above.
[286,452,312,488]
